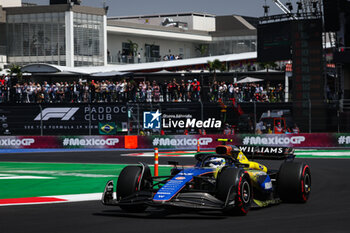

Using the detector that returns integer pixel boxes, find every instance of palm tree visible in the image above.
[220,62,227,72]
[127,39,139,57]
[9,64,22,82]
[207,59,222,81]
[195,44,208,57]
[259,62,278,71]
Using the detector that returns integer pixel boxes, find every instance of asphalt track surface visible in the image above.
[1,150,350,233]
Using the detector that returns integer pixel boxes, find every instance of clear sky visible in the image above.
[25,0,286,17]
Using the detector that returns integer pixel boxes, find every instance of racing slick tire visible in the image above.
[277,162,311,203]
[216,167,252,215]
[117,165,152,212]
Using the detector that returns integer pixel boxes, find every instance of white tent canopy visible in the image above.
[153,69,174,74]
[0,69,9,75]
[253,68,281,73]
[236,77,263,83]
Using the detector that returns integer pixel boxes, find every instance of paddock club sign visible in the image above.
[0,104,129,135]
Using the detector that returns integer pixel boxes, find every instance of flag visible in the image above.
[99,122,117,135]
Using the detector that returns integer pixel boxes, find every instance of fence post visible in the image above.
[39,104,43,136]
[338,99,342,133]
[200,100,204,122]
[127,103,130,135]
[137,104,140,135]
[154,147,159,176]
[253,101,256,134]
[309,99,312,133]
[88,104,91,135]
[284,72,289,102]
[337,108,340,133]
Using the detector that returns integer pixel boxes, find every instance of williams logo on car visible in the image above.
[34,108,79,121]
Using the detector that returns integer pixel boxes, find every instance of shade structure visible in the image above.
[21,52,257,74]
[90,71,132,77]
[236,77,263,83]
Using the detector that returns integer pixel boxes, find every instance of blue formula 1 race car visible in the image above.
[102,140,311,215]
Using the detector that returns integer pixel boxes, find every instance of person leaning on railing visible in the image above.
[0,79,207,103]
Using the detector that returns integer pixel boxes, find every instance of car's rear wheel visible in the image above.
[277,162,311,203]
[117,165,152,212]
[216,167,252,215]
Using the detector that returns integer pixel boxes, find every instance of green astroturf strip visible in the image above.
[0,162,171,199]
[295,150,350,153]
[295,155,350,158]
[294,149,350,158]
[159,151,215,155]
[1,149,350,199]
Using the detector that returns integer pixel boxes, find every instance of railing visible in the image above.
[108,55,161,64]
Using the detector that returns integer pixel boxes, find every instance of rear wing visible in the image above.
[237,146,295,160]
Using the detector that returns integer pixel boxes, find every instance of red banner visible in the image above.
[0,134,348,149]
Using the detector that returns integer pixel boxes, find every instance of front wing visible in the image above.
[102,180,233,210]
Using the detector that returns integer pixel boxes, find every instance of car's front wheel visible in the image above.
[216,167,252,215]
[117,165,152,212]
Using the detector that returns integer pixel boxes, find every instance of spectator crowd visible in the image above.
[0,75,285,104]
[162,54,183,61]
[209,81,285,103]
[0,77,202,103]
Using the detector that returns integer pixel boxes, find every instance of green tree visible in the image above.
[259,62,278,71]
[127,39,139,56]
[195,44,208,56]
[220,62,227,72]
[207,59,222,81]
[9,64,22,82]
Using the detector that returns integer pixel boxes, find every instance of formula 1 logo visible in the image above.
[143,110,161,129]
[34,108,79,121]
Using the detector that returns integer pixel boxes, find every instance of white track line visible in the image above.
[0,193,102,207]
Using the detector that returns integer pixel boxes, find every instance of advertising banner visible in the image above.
[0,136,59,149]
[138,133,350,149]
[0,136,124,149]
[0,103,229,135]
[0,134,349,149]
[140,103,225,135]
[237,133,335,148]
[0,104,129,135]
[60,136,124,149]
[138,135,237,149]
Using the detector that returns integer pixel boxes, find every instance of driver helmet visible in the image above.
[205,157,226,168]
[231,146,241,156]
